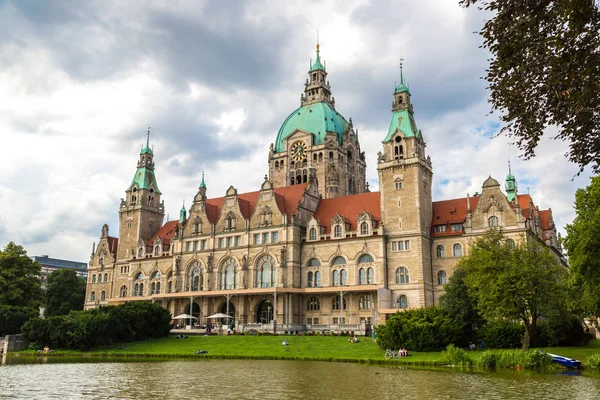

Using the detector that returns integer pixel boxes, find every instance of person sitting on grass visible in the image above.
[398,348,409,357]
[348,335,360,343]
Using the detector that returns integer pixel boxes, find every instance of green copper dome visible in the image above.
[394,81,411,95]
[274,102,349,152]
[127,167,161,194]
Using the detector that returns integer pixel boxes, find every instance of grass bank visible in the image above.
[15,336,600,368]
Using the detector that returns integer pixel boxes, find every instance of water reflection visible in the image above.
[0,358,599,399]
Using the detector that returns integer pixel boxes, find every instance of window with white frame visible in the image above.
[334,225,342,238]
[391,240,411,251]
[253,233,261,245]
[436,244,445,258]
[309,227,317,240]
[359,295,373,309]
[434,225,446,233]
[263,232,269,244]
[271,232,279,242]
[360,222,369,235]
[453,243,463,257]
[218,238,225,248]
[235,236,242,247]
[437,270,447,285]
[396,266,410,284]
[488,216,499,227]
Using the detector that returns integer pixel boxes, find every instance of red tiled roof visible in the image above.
[431,196,478,237]
[539,209,551,230]
[313,192,381,233]
[517,194,534,218]
[203,184,308,224]
[107,237,119,254]
[147,220,180,246]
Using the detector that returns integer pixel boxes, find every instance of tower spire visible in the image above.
[399,58,404,84]
[146,126,150,148]
[199,171,206,189]
[506,160,517,202]
[310,34,325,71]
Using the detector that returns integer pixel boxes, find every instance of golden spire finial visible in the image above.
[316,30,320,54]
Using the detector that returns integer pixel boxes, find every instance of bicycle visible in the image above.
[385,349,399,360]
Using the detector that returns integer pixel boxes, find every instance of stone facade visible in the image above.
[85,50,564,331]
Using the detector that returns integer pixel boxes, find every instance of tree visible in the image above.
[0,242,44,309]
[460,0,600,174]
[439,267,486,345]
[563,175,600,316]
[45,269,86,317]
[459,231,566,350]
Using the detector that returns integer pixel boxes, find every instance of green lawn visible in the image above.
[21,336,600,367]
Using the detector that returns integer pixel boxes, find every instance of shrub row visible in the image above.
[0,305,39,336]
[22,302,172,350]
[477,349,553,369]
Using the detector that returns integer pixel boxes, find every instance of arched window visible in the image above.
[187,263,202,291]
[255,255,276,288]
[332,296,347,310]
[151,271,161,280]
[92,274,96,283]
[359,295,373,310]
[308,271,314,288]
[134,282,144,297]
[332,256,346,266]
[100,290,106,301]
[397,295,408,309]
[488,216,499,227]
[334,225,342,238]
[396,267,410,284]
[436,244,445,258]
[437,270,447,285]
[307,296,320,311]
[359,268,366,285]
[360,222,369,235]
[90,291,96,301]
[221,258,238,290]
[506,238,515,249]
[97,274,102,283]
[314,271,321,287]
[309,227,317,240]
[358,254,374,264]
[340,269,347,285]
[120,285,128,298]
[308,258,321,267]
[104,273,108,282]
[453,243,463,257]
[367,268,374,284]
[138,247,143,258]
[154,246,160,256]
[333,270,340,286]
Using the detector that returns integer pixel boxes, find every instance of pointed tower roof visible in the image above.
[179,201,187,223]
[310,41,325,71]
[394,59,411,95]
[199,171,207,189]
[141,128,154,155]
[127,131,161,193]
[506,161,517,202]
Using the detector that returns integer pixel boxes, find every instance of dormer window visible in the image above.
[334,225,342,238]
[488,216,499,227]
[309,227,317,241]
[154,246,160,256]
[226,212,236,230]
[360,222,369,235]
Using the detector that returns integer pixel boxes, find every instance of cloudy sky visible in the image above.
[0,0,592,262]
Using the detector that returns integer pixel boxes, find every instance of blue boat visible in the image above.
[547,352,582,369]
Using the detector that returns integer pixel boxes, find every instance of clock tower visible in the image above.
[268,43,366,199]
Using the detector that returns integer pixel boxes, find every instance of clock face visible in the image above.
[291,141,307,161]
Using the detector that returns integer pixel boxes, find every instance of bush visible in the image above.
[22,301,172,350]
[0,305,39,336]
[585,354,600,370]
[376,307,463,352]
[481,320,523,349]
[493,349,553,369]
[478,350,498,368]
[442,344,472,367]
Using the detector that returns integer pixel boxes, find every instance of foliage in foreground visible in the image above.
[460,231,567,350]
[442,344,472,367]
[45,268,86,317]
[476,349,553,370]
[0,305,39,336]
[376,307,462,352]
[585,354,600,370]
[22,302,172,350]
[460,0,600,174]
[564,175,600,316]
[0,242,44,309]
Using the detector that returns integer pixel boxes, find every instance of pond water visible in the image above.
[1,356,599,399]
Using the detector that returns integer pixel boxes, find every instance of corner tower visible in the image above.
[117,133,165,260]
[377,61,434,307]
[268,42,366,198]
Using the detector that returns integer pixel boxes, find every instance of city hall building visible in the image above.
[85,45,564,331]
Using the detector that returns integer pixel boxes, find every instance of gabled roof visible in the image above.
[432,196,479,226]
[313,192,381,234]
[107,237,119,255]
[147,220,179,247]
[539,209,551,230]
[203,184,308,225]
